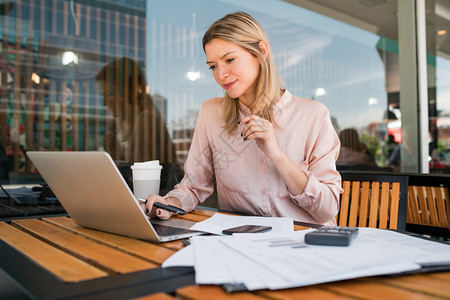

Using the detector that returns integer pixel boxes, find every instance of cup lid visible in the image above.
[131,160,162,169]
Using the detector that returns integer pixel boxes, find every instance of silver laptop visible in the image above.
[27,151,204,242]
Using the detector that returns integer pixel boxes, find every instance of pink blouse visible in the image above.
[165,90,343,225]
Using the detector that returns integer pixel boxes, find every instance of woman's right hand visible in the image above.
[142,195,182,220]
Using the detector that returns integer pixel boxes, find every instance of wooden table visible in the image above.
[1,208,449,299]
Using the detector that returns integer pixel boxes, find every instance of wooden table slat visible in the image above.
[427,271,450,280]
[192,209,241,217]
[323,278,440,300]
[43,216,176,265]
[0,222,108,282]
[132,292,177,300]
[156,239,186,251]
[375,272,450,298]
[257,286,356,300]
[192,208,218,217]
[175,213,212,223]
[176,285,267,300]
[12,219,157,275]
[293,224,309,231]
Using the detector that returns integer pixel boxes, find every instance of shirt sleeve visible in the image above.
[164,104,215,212]
[289,109,343,224]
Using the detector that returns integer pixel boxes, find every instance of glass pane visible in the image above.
[426,0,450,174]
[0,1,158,218]
[148,0,399,173]
[8,0,442,219]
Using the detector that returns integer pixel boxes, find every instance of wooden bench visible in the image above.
[338,172,408,230]
[405,173,450,239]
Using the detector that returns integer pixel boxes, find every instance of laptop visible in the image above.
[27,151,204,242]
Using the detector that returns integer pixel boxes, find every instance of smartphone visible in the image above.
[222,225,272,235]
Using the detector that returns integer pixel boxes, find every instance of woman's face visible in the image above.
[205,38,260,105]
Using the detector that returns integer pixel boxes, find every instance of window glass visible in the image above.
[148,0,399,172]
[3,0,448,218]
[426,0,450,173]
[0,0,404,186]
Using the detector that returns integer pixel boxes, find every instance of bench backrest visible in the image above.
[338,172,408,231]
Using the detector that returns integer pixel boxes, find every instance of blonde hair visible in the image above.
[202,12,283,134]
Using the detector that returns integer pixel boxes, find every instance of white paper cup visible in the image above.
[131,160,162,198]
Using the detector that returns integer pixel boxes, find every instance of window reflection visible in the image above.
[337,128,378,169]
[0,0,449,192]
[148,0,399,172]
[96,57,176,164]
[426,0,450,173]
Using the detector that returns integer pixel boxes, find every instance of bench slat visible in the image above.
[348,181,360,227]
[417,186,430,224]
[408,186,421,223]
[389,182,400,229]
[445,187,450,227]
[368,182,380,228]
[338,181,351,227]
[358,181,370,227]
[379,182,390,229]
[426,186,440,226]
[435,187,449,227]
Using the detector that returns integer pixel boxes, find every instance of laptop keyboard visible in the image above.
[151,223,199,236]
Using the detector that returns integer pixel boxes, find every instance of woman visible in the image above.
[144,12,342,225]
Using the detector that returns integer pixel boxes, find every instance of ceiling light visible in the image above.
[31,72,40,84]
[187,69,201,81]
[315,87,326,97]
[437,29,447,36]
[62,51,79,66]
[368,97,378,105]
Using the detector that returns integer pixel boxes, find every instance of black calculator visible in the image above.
[304,226,359,246]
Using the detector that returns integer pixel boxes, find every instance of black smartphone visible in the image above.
[222,225,272,235]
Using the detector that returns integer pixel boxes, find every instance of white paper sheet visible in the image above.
[189,213,293,235]
[192,235,292,290]
[221,229,425,289]
[163,227,450,291]
[161,244,194,268]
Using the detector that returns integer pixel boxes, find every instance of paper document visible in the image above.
[219,229,420,290]
[189,213,293,235]
[161,245,194,268]
[163,227,450,291]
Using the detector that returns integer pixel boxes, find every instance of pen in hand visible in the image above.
[137,198,186,215]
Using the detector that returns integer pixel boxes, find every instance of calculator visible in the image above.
[304,226,359,246]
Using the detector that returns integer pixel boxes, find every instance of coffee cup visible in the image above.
[131,160,162,198]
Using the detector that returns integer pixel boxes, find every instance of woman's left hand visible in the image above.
[240,115,282,160]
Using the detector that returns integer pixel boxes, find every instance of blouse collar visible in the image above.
[238,89,292,117]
